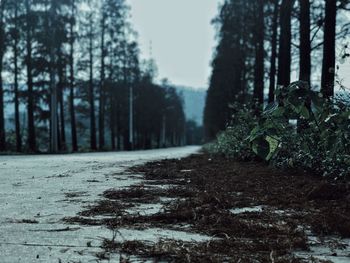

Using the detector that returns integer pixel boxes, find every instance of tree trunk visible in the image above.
[89,15,97,150]
[98,13,106,150]
[58,52,66,150]
[253,0,265,111]
[116,103,121,150]
[321,0,336,98]
[110,92,116,150]
[13,1,21,152]
[268,0,279,103]
[0,2,6,151]
[277,0,294,87]
[26,0,36,152]
[69,0,78,152]
[49,2,58,153]
[297,0,312,132]
[299,0,311,83]
[0,60,4,152]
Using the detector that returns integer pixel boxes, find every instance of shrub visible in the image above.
[205,103,257,160]
[249,81,350,179]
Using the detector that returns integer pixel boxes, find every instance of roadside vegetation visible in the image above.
[206,78,350,179]
[203,0,350,180]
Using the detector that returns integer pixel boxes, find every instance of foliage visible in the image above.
[203,0,256,141]
[0,0,188,153]
[249,81,350,178]
[205,103,257,160]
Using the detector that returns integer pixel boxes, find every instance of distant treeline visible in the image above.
[0,0,190,153]
[204,0,349,140]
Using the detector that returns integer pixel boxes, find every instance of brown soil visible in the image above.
[64,153,350,262]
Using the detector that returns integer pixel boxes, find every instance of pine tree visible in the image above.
[253,0,265,111]
[88,11,97,150]
[25,0,36,152]
[0,0,7,151]
[299,0,311,83]
[98,1,107,150]
[268,0,279,103]
[68,0,78,152]
[277,0,295,87]
[204,0,255,140]
[8,0,23,152]
[320,0,336,98]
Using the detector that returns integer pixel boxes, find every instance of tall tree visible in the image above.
[320,0,336,98]
[57,49,66,151]
[204,0,252,140]
[299,0,311,84]
[105,0,130,150]
[0,0,7,151]
[49,0,58,153]
[268,0,279,103]
[98,2,107,150]
[88,11,97,150]
[253,0,265,111]
[277,0,294,87]
[25,0,36,152]
[10,0,22,151]
[69,0,78,152]
[0,0,187,153]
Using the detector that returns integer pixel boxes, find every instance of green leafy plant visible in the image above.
[205,103,257,160]
[249,81,350,178]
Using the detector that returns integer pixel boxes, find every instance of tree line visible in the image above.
[204,0,350,140]
[0,0,186,153]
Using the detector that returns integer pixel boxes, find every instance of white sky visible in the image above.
[127,0,349,90]
[127,0,220,89]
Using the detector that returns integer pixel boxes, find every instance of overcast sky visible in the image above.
[127,0,220,89]
[127,0,349,91]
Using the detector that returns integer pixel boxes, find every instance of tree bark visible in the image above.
[299,0,311,83]
[98,12,106,149]
[0,1,6,151]
[321,0,336,98]
[49,1,58,153]
[69,0,78,152]
[89,14,97,150]
[268,0,279,103]
[26,0,36,152]
[253,0,265,111]
[116,103,121,150]
[110,90,116,150]
[58,51,66,151]
[277,0,294,87]
[13,1,21,152]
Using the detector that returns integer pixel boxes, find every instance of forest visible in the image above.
[204,0,350,179]
[0,0,188,153]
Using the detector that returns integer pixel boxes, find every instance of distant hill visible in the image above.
[175,86,206,126]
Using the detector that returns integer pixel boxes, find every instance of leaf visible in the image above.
[271,107,285,117]
[266,136,280,160]
[288,93,302,107]
[300,106,310,119]
[326,135,338,150]
[252,138,270,160]
[310,92,324,110]
[249,126,263,141]
[263,102,279,115]
[266,128,279,136]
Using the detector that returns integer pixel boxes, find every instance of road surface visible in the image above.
[0,146,201,263]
